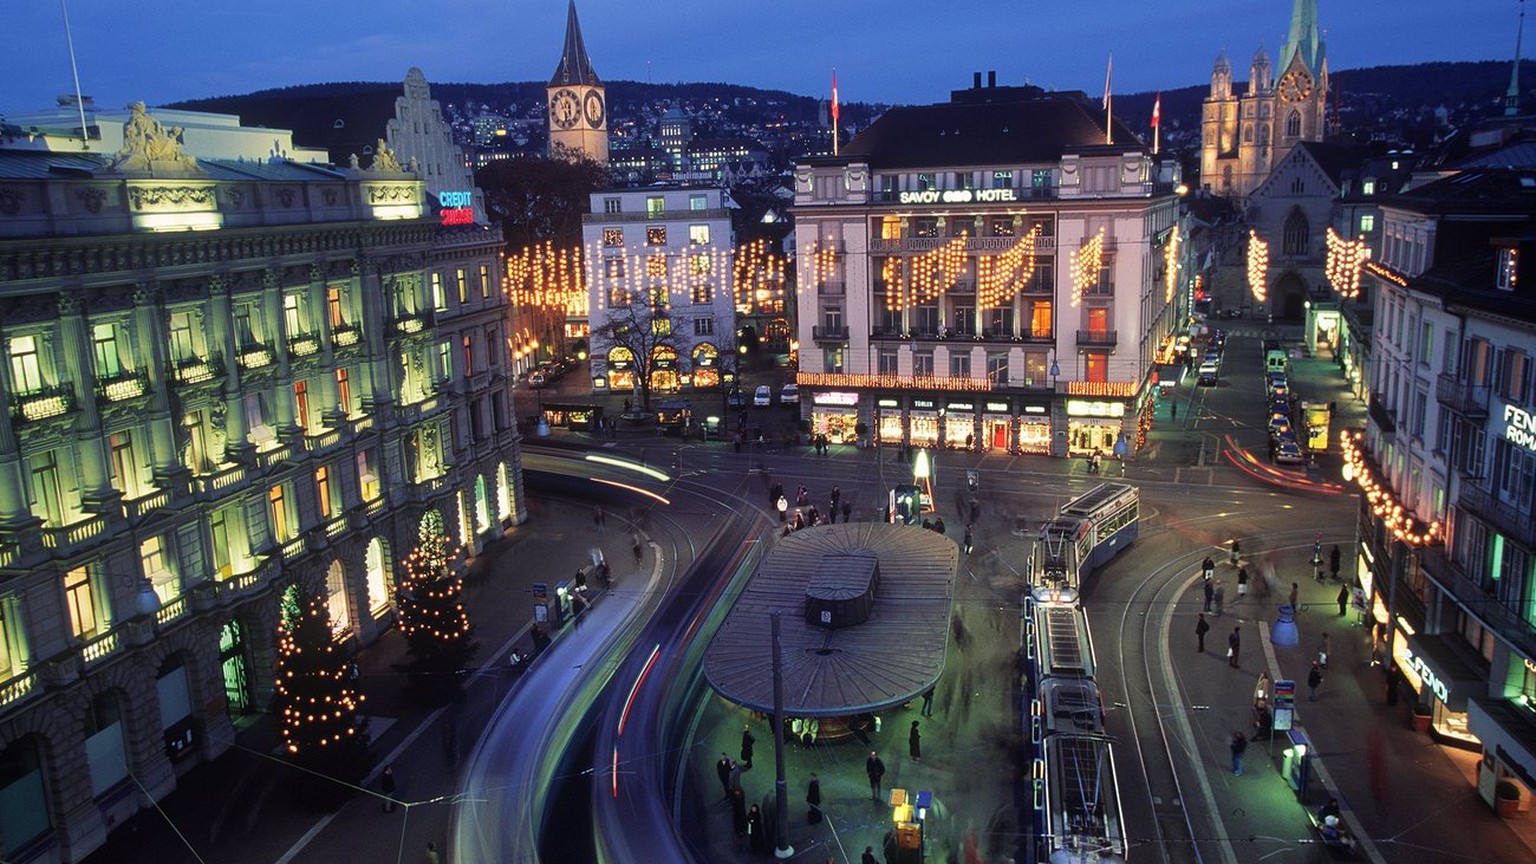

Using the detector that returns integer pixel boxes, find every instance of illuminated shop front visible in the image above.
[981,401,1013,452]
[908,400,940,448]
[943,402,976,450]
[607,346,635,392]
[876,398,904,446]
[1395,628,1483,747]
[1018,405,1052,454]
[691,343,720,390]
[651,346,680,393]
[1066,399,1127,455]
[812,391,860,444]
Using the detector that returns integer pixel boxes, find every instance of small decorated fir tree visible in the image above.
[272,583,369,805]
[396,529,478,702]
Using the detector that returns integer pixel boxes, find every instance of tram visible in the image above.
[1026,483,1139,590]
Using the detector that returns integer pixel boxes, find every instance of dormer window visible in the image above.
[1362,179,1376,196]
[1498,247,1519,293]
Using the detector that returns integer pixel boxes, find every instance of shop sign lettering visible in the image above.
[1403,647,1451,704]
[438,190,474,226]
[1066,400,1126,418]
[912,400,935,409]
[877,399,900,408]
[897,188,1018,205]
[813,391,858,406]
[946,403,974,411]
[985,402,1009,412]
[1504,405,1536,452]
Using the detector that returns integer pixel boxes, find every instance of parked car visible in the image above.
[529,370,548,388]
[753,385,773,407]
[727,388,748,409]
[1197,362,1220,386]
[780,383,799,405]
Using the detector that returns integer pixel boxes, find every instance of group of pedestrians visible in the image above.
[771,481,853,533]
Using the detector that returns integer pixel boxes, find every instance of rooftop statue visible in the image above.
[110,101,200,173]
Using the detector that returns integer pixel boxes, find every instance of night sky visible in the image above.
[4,0,1523,114]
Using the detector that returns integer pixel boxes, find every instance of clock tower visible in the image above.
[547,0,608,165]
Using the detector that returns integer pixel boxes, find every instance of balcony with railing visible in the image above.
[0,670,36,709]
[1075,329,1117,348]
[170,355,224,386]
[237,341,275,371]
[1367,394,1397,436]
[1459,482,1536,549]
[1435,374,1491,420]
[388,309,435,337]
[95,369,149,403]
[124,487,173,521]
[41,513,107,555]
[1419,544,1536,661]
[287,333,321,359]
[10,383,75,423]
[811,325,849,342]
[332,322,363,348]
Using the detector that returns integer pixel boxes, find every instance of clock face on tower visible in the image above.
[1278,71,1313,103]
[550,88,581,129]
[584,91,605,128]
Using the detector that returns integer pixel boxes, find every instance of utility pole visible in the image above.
[771,612,793,858]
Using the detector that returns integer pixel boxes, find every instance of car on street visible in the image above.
[753,385,772,407]
[1274,438,1305,465]
[727,388,747,409]
[529,370,548,388]
[780,383,799,405]
[1197,362,1220,386]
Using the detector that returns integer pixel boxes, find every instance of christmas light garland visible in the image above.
[1247,230,1269,303]
[1163,225,1181,304]
[1070,228,1106,308]
[1325,227,1370,299]
[1339,429,1441,546]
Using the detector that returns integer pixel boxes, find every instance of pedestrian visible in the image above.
[862,846,878,864]
[730,786,748,837]
[1091,451,1102,473]
[1171,401,1178,421]
[963,524,974,555]
[1308,661,1324,701]
[423,842,443,864]
[1236,566,1249,598]
[797,485,808,507]
[933,517,946,535]
[632,538,644,567]
[1203,577,1214,613]
[842,501,852,523]
[1317,632,1331,668]
[1288,582,1299,609]
[1228,625,1242,668]
[1337,583,1349,617]
[1329,544,1341,579]
[909,720,922,762]
[1195,612,1210,652]
[717,752,733,796]
[921,686,935,717]
[380,764,397,812]
[866,750,886,801]
[1230,540,1241,566]
[594,506,605,533]
[741,724,756,768]
[831,486,841,508]
[807,772,822,824]
[1254,671,1271,710]
[1213,580,1225,616]
[1202,556,1215,581]
[747,804,765,853]
[776,495,788,522]
[1385,662,1402,706]
[728,758,742,792]
[1229,731,1248,776]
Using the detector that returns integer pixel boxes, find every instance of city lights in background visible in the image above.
[1325,227,1371,299]
[1070,227,1105,307]
[1247,230,1269,303]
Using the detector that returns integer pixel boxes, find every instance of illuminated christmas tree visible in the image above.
[396,528,478,702]
[272,583,370,805]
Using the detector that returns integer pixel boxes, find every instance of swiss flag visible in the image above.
[832,70,840,123]
[1151,92,1161,128]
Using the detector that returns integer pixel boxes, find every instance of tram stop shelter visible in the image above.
[704,523,957,717]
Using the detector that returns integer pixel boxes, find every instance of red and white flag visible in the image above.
[831,70,840,123]
[1151,92,1161,128]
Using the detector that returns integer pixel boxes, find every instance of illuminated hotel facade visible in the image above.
[791,79,1183,457]
[0,104,524,861]
[1347,169,1536,815]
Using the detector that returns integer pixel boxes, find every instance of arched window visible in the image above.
[1283,209,1311,257]
[326,560,351,635]
[1222,165,1234,192]
[84,691,128,795]
[0,737,51,850]
[1285,109,1302,138]
[365,538,391,612]
[1243,124,1254,144]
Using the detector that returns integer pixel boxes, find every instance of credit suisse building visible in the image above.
[792,79,1183,458]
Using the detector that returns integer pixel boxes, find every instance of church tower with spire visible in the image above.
[547,0,608,164]
[1200,0,1328,198]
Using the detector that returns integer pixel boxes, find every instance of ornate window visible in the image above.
[1283,209,1311,257]
[1285,109,1302,138]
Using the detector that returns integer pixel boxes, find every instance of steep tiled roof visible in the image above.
[840,93,1145,169]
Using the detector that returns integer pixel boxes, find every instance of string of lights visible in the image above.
[1070,228,1106,308]
[1325,227,1370,299]
[1247,230,1269,303]
[1163,225,1181,305]
[1339,429,1441,546]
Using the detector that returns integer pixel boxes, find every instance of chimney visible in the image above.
[973,72,982,89]
[988,71,997,88]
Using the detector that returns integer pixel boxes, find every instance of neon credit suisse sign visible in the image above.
[439,191,474,226]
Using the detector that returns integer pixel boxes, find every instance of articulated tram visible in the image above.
[1021,484,1135,863]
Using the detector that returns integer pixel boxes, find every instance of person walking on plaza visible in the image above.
[1317,632,1331,668]
[831,485,841,510]
[1213,580,1225,616]
[730,787,748,840]
[1229,731,1248,775]
[1203,577,1214,613]
[1337,583,1350,617]
[1228,626,1242,668]
[842,501,852,523]
[747,803,765,853]
[1236,566,1249,599]
[716,753,733,796]
[921,685,935,717]
[1230,539,1242,566]
[740,724,756,769]
[1202,556,1215,581]
[807,772,822,824]
[1308,661,1325,701]
[909,720,922,762]
[862,847,878,864]
[866,751,887,801]
[1289,582,1299,609]
[1195,613,1211,652]
[963,524,974,555]
[1329,544,1342,580]
[380,764,397,812]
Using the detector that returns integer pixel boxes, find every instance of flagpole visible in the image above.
[60,0,90,148]
[1103,53,1113,146]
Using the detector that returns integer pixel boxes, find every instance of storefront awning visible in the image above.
[1469,699,1536,788]
[1404,633,1488,711]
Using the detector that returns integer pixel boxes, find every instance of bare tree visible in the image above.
[590,294,680,415]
